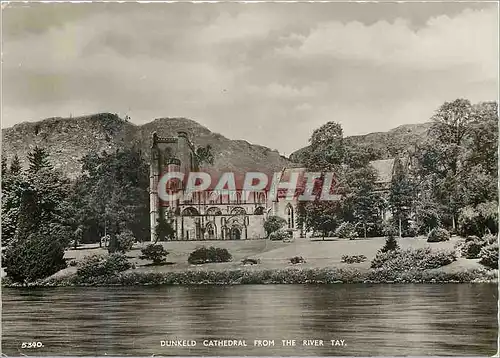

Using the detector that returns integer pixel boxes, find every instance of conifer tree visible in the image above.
[27,146,52,173]
[10,154,22,175]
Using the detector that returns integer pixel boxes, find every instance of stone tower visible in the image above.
[149,131,197,242]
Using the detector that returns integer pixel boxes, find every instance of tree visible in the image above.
[263,216,286,237]
[9,154,22,175]
[297,199,342,239]
[76,147,150,243]
[195,145,214,166]
[348,167,384,238]
[468,102,498,176]
[1,154,7,175]
[380,236,399,253]
[1,173,28,247]
[306,121,344,171]
[155,216,175,243]
[422,99,476,230]
[27,146,52,173]
[389,156,415,237]
[15,169,72,243]
[3,230,67,284]
[415,198,441,235]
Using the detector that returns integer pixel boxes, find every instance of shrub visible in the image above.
[427,228,450,242]
[269,228,292,241]
[335,222,357,239]
[479,243,498,269]
[264,216,287,236]
[461,237,487,259]
[140,244,169,265]
[483,234,497,245]
[187,246,232,265]
[107,230,135,254]
[290,256,306,264]
[370,247,456,271]
[241,258,260,265]
[341,255,367,264]
[465,235,481,242]
[3,231,67,284]
[420,250,458,269]
[380,236,399,253]
[68,260,78,267]
[76,253,131,279]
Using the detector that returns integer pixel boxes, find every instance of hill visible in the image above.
[289,122,433,163]
[1,113,291,179]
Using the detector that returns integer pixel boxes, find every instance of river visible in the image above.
[1,284,497,356]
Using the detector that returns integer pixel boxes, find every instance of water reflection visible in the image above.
[2,284,497,356]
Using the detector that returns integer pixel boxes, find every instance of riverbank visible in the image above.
[2,237,497,287]
[4,265,497,287]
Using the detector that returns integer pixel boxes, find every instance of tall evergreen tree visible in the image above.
[9,154,22,175]
[27,146,52,173]
[389,156,415,237]
[1,154,7,175]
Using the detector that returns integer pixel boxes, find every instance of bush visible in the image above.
[241,258,260,265]
[140,244,169,265]
[107,230,135,254]
[335,222,357,239]
[427,228,450,242]
[3,232,67,284]
[290,256,306,264]
[461,237,487,259]
[76,253,131,279]
[370,247,456,271]
[483,234,497,245]
[341,255,367,264]
[479,243,498,269]
[118,230,135,250]
[187,246,232,265]
[107,231,135,254]
[465,235,481,242]
[264,216,287,236]
[269,228,293,241]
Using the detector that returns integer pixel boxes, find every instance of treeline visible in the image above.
[1,146,150,283]
[297,99,498,239]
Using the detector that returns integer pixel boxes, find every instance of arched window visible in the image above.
[205,222,216,240]
[254,206,265,215]
[206,207,222,216]
[258,192,266,204]
[182,207,200,216]
[230,226,242,240]
[286,204,294,229]
[231,207,246,215]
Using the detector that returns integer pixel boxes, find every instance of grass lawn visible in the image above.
[59,236,484,277]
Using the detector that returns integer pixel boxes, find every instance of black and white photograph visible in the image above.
[0,1,498,356]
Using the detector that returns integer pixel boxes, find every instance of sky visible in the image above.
[1,2,498,155]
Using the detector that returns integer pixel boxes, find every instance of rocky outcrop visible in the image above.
[2,113,290,179]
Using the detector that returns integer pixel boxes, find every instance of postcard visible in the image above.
[1,1,498,356]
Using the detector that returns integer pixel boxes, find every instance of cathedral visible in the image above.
[149,131,302,241]
[149,131,400,242]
